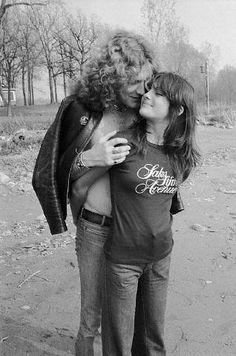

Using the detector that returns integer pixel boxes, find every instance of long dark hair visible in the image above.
[131,72,201,182]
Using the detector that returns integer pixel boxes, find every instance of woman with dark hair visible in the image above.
[100,72,201,355]
[131,72,200,182]
[74,72,200,355]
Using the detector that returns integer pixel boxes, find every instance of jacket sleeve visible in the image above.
[69,157,91,182]
[32,96,86,234]
[57,105,103,224]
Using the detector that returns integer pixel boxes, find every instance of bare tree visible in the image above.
[160,17,187,72]
[0,0,47,25]
[141,0,176,48]
[28,2,62,103]
[50,10,104,97]
[57,40,68,97]
[140,0,218,102]
[0,12,23,116]
[15,7,43,105]
[55,11,100,78]
[214,66,236,104]
[0,0,47,113]
[162,33,209,102]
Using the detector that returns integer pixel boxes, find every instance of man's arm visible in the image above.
[70,130,131,182]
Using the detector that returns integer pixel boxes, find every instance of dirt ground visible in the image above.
[0,124,236,356]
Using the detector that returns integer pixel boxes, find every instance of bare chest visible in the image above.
[91,111,133,145]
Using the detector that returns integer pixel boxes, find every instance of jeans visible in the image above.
[75,217,110,356]
[102,254,171,356]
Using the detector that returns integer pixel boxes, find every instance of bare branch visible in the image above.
[0,0,47,24]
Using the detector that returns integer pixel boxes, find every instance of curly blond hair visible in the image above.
[73,30,157,111]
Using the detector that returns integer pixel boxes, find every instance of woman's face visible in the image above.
[139,87,170,123]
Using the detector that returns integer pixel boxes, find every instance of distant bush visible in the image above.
[0,129,46,155]
[197,103,236,128]
[0,139,32,155]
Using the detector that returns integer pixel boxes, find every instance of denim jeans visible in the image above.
[75,217,110,356]
[102,253,171,356]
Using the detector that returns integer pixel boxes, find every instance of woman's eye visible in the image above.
[155,90,164,96]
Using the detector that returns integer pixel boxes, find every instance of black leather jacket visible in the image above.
[32,96,184,235]
[32,96,102,234]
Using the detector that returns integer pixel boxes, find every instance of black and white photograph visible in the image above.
[0,0,236,355]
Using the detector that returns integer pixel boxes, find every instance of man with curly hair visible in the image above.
[33,30,183,355]
[70,31,156,356]
[33,29,157,355]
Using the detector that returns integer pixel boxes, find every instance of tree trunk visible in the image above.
[0,66,7,106]
[7,70,12,117]
[48,67,54,104]
[0,86,7,107]
[31,68,34,105]
[69,51,73,79]
[53,76,58,103]
[7,86,12,117]
[7,102,12,117]
[27,63,32,105]
[22,66,27,106]
[63,71,67,97]
[59,44,67,97]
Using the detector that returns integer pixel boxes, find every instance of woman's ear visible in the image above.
[178,106,184,116]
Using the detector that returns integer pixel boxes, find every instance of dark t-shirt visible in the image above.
[104,131,178,264]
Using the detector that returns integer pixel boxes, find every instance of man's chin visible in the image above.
[119,102,139,111]
[128,100,140,109]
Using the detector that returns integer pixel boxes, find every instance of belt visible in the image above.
[81,208,112,227]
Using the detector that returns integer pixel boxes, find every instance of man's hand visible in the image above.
[81,130,131,167]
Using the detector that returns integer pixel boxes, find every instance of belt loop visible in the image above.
[101,215,106,226]
[80,206,84,217]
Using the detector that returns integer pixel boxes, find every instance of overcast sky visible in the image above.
[67,0,236,70]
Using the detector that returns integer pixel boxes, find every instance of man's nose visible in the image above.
[136,81,145,96]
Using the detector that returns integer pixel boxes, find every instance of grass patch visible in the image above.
[0,104,60,135]
[197,103,236,128]
[0,140,35,156]
[1,102,235,137]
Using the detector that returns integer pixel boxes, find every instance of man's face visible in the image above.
[119,64,152,109]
